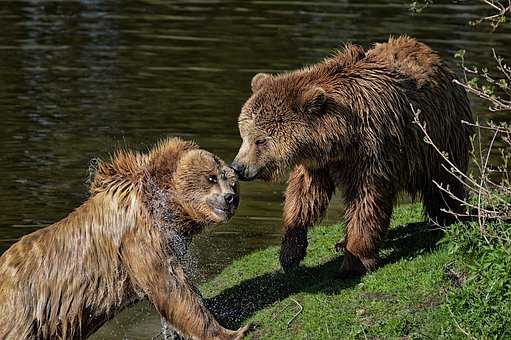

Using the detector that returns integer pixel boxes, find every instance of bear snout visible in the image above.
[230,162,247,180]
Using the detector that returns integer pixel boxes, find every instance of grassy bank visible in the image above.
[203,204,510,339]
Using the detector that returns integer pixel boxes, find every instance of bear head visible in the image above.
[231,73,328,182]
[147,139,240,225]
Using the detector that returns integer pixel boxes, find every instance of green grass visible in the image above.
[203,204,462,339]
[443,220,511,339]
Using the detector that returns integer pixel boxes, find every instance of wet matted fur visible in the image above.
[232,36,473,276]
[0,137,249,339]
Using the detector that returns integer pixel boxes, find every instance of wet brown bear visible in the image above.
[231,36,473,276]
[0,137,250,339]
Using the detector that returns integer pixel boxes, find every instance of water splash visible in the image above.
[161,318,168,340]
[146,178,199,338]
[158,318,185,340]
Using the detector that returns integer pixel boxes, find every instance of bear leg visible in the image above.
[423,175,466,226]
[280,226,308,271]
[122,230,252,340]
[279,165,335,272]
[338,183,395,277]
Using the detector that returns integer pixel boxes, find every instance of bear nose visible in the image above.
[224,193,237,206]
[230,162,245,177]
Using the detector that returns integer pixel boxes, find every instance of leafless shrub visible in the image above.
[411,51,511,243]
[454,48,511,112]
[470,0,511,31]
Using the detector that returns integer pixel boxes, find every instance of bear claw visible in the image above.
[334,239,346,253]
[233,323,255,339]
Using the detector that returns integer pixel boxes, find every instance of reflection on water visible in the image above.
[0,0,509,338]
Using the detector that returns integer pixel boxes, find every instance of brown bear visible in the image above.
[0,137,250,339]
[231,36,473,277]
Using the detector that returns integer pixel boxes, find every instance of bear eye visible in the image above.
[207,175,217,184]
[255,138,267,146]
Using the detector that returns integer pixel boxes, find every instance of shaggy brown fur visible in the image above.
[0,137,249,339]
[231,36,473,276]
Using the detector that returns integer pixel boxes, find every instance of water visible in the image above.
[0,0,509,338]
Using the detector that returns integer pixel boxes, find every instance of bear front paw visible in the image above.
[279,227,308,272]
[232,323,255,340]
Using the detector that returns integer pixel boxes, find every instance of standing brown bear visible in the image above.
[231,36,473,277]
[0,137,250,339]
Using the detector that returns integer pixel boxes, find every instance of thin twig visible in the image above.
[287,298,303,327]
[462,121,511,134]
[412,105,494,194]
[447,303,477,339]
[433,179,501,216]
[453,80,511,111]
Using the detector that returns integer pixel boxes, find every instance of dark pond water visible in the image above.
[0,0,510,338]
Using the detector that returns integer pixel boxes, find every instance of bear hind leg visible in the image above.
[423,175,466,226]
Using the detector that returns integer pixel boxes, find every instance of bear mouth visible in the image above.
[210,206,235,220]
[237,167,263,181]
[238,173,258,181]
[231,163,263,181]
[213,207,229,214]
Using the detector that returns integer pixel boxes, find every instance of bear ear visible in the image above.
[251,73,271,93]
[147,137,198,185]
[300,86,327,114]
